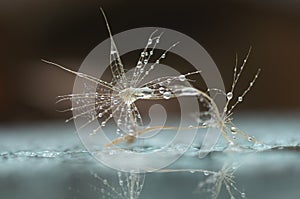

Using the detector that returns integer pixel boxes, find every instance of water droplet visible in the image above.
[230,126,237,134]
[98,113,103,118]
[241,192,246,198]
[161,53,166,58]
[248,136,253,142]
[178,75,185,81]
[117,119,122,124]
[103,179,108,185]
[111,49,117,55]
[204,171,209,176]
[159,87,164,94]
[117,171,121,177]
[156,60,160,64]
[137,61,142,68]
[238,96,243,102]
[226,92,233,100]
[163,91,171,99]
[148,38,152,45]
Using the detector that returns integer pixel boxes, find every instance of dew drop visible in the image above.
[117,118,122,124]
[226,92,233,100]
[248,136,253,142]
[103,179,108,185]
[159,87,164,94]
[241,192,246,198]
[238,96,243,102]
[163,91,171,99]
[204,171,209,176]
[178,75,186,81]
[111,49,117,55]
[119,180,124,186]
[117,171,121,177]
[161,53,166,58]
[230,126,237,134]
[137,61,142,68]
[229,141,234,146]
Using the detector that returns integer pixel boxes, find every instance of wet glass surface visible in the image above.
[0,113,299,199]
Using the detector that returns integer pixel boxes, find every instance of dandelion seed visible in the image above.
[157,163,245,199]
[43,8,201,148]
[44,7,262,152]
[91,170,145,199]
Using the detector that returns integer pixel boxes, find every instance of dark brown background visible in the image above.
[0,0,299,123]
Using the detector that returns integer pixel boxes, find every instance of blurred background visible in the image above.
[0,0,300,124]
